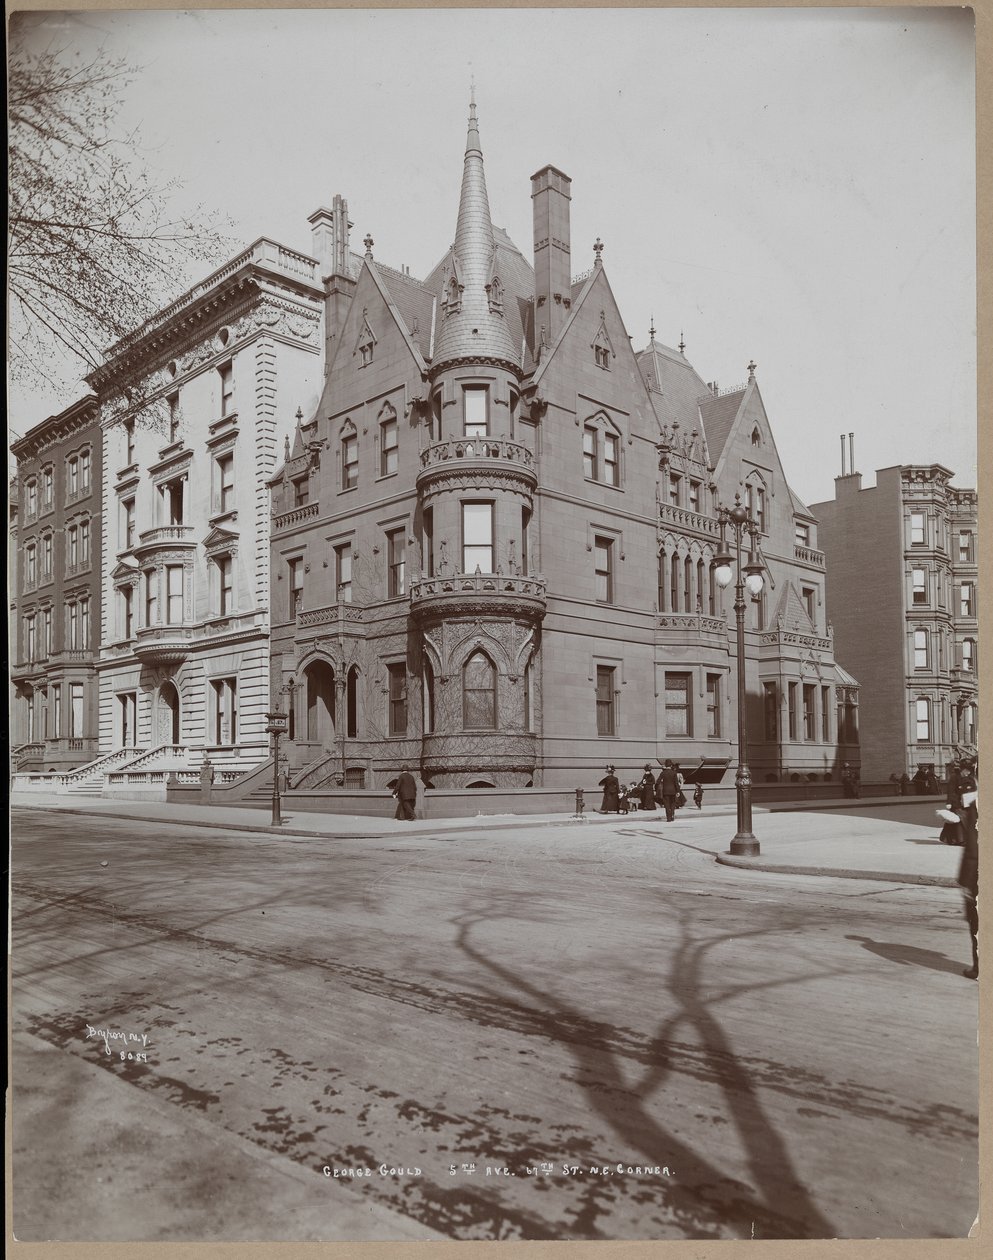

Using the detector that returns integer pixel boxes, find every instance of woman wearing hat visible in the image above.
[598,765,621,814]
[637,764,657,811]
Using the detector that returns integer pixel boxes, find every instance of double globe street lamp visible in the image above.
[714,495,766,857]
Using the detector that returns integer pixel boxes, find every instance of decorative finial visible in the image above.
[364,234,374,259]
[747,359,757,379]
[284,434,291,460]
[593,237,604,265]
[649,315,656,342]
[295,406,304,422]
[678,330,686,355]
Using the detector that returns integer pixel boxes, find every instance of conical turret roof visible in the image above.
[432,94,520,373]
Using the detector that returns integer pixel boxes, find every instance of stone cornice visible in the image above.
[12,397,100,463]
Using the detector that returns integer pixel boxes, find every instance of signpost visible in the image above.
[265,709,289,826]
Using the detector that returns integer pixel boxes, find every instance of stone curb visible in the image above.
[715,852,957,887]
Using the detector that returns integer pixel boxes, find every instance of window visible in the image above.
[124,418,136,464]
[42,534,53,580]
[69,683,84,739]
[211,678,238,745]
[684,556,692,612]
[346,666,358,738]
[67,601,79,649]
[958,531,974,563]
[670,552,679,611]
[219,363,234,416]
[42,466,54,507]
[25,615,37,662]
[52,685,62,738]
[821,685,831,741]
[706,673,721,737]
[292,475,309,506]
[387,528,406,598]
[26,479,38,516]
[522,507,531,575]
[594,344,610,369]
[603,433,619,487]
[423,657,435,734]
[795,522,810,548]
[159,476,185,525]
[166,565,184,624]
[387,662,407,735]
[122,497,136,549]
[960,583,975,617]
[583,426,597,480]
[708,562,716,615]
[168,393,181,442]
[380,417,398,477]
[463,502,493,573]
[80,519,90,565]
[657,553,666,612]
[915,698,931,743]
[42,607,53,655]
[144,570,158,626]
[911,569,927,605]
[668,473,681,506]
[913,629,928,669]
[423,509,435,578]
[910,512,926,545]
[217,454,235,512]
[688,480,701,512]
[524,661,534,731]
[746,482,767,532]
[752,591,765,631]
[962,639,975,672]
[119,691,138,747]
[341,432,358,489]
[596,665,616,736]
[463,387,488,438]
[594,536,614,603]
[788,681,798,740]
[335,543,352,602]
[665,672,692,737]
[80,598,90,649]
[121,586,134,639]
[463,651,497,729]
[803,683,817,741]
[216,555,234,615]
[288,558,304,617]
[801,586,816,624]
[25,542,37,587]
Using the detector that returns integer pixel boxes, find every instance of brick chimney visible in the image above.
[531,165,572,348]
[308,194,355,371]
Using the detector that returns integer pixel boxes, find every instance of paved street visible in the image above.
[11,804,979,1244]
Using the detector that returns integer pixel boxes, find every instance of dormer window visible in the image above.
[487,275,504,315]
[594,345,610,369]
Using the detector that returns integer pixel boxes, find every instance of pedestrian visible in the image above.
[393,765,417,821]
[924,766,940,795]
[912,766,927,795]
[637,764,657,811]
[199,757,215,804]
[675,764,687,809]
[655,759,680,821]
[693,780,704,810]
[952,759,979,980]
[899,772,911,796]
[598,765,621,814]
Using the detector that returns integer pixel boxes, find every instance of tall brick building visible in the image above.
[811,464,978,783]
[268,98,861,791]
[10,396,103,772]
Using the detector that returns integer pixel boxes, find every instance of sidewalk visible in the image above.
[10,791,962,887]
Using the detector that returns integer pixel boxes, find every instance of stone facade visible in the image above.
[268,101,861,792]
[10,396,103,771]
[86,239,325,767]
[811,465,978,782]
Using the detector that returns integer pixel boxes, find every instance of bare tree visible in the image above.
[8,38,236,390]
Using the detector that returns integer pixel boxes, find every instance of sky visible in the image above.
[8,5,977,507]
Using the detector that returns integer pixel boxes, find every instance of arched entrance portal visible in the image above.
[158,681,181,745]
[304,661,336,744]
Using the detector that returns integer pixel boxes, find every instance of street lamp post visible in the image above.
[714,495,766,857]
[265,708,289,826]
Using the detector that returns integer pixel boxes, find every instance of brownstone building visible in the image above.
[268,98,861,791]
[10,395,103,771]
[811,464,978,783]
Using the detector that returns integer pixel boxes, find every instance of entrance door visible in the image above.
[158,681,181,745]
[304,662,336,744]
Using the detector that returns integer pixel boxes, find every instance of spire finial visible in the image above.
[678,330,686,355]
[747,359,757,380]
[364,234,374,259]
[593,237,604,265]
[649,315,656,343]
[295,406,304,422]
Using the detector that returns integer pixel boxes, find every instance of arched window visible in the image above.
[658,552,667,611]
[346,665,359,738]
[463,651,496,729]
[684,555,692,611]
[670,553,679,612]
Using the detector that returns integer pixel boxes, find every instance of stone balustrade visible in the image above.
[410,572,547,622]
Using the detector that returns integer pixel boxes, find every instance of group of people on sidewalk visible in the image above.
[598,761,703,822]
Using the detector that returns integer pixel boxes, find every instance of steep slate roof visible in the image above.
[696,387,746,464]
[374,262,436,361]
[636,340,714,436]
[788,484,817,521]
[771,581,817,636]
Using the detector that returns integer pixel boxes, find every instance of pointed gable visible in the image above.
[697,388,746,464]
[772,580,817,636]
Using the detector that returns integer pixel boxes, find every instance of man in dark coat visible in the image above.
[655,760,680,822]
[394,766,417,821]
[599,765,620,813]
[953,762,979,979]
[637,765,657,811]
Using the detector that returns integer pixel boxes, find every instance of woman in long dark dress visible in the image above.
[637,765,657,811]
[952,760,979,979]
[599,765,620,813]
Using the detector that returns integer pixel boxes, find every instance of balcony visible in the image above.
[416,438,537,494]
[656,612,728,644]
[659,503,719,536]
[133,624,195,665]
[422,730,538,781]
[132,524,197,559]
[410,572,546,623]
[273,501,320,532]
[794,544,826,568]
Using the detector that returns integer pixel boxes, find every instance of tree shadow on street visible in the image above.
[450,900,839,1240]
